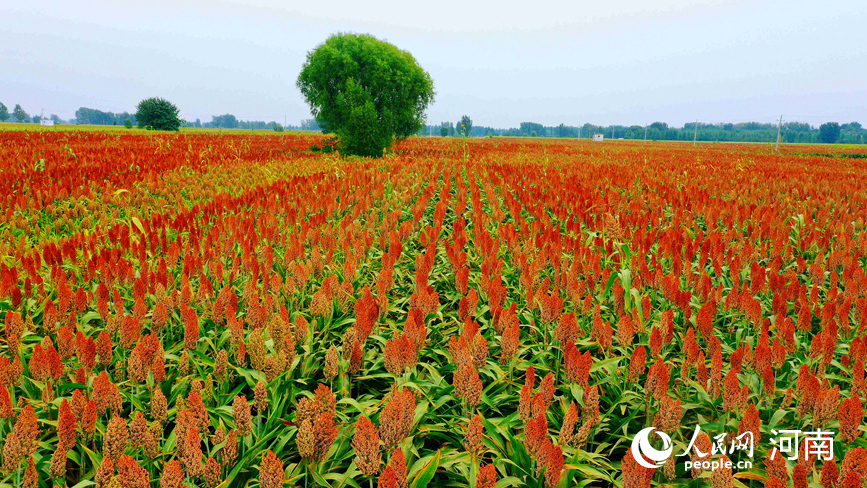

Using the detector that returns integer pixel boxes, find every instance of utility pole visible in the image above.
[578,126,581,139]
[775,115,783,151]
[644,125,648,144]
[693,120,698,146]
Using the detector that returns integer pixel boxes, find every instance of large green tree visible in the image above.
[460,115,473,137]
[297,33,435,157]
[819,122,841,144]
[0,103,9,122]
[13,104,29,123]
[135,97,181,131]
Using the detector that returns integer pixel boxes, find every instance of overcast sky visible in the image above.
[3,0,865,128]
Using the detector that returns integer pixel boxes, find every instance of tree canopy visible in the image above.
[819,122,841,144]
[460,115,473,137]
[210,114,239,129]
[0,103,9,122]
[135,97,181,131]
[13,104,29,123]
[297,33,435,157]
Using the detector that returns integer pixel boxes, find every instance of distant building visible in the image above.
[40,120,55,127]
[593,134,604,142]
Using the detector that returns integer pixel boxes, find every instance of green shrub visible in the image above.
[135,97,181,131]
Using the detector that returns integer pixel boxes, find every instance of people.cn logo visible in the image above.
[630,427,674,468]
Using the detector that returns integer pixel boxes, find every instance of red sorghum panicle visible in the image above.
[654,396,682,433]
[233,395,253,437]
[840,472,861,488]
[259,450,284,488]
[765,448,789,482]
[539,373,555,408]
[563,341,581,384]
[14,404,40,455]
[645,358,670,401]
[182,427,204,477]
[179,350,190,376]
[214,349,228,383]
[57,399,76,449]
[380,387,415,449]
[663,456,676,480]
[325,345,339,380]
[81,400,97,441]
[95,456,114,488]
[117,455,149,488]
[297,419,316,460]
[738,404,763,443]
[583,385,600,424]
[129,411,148,450]
[50,444,68,479]
[454,363,483,407]
[838,396,863,442]
[204,457,222,488]
[104,414,129,461]
[836,447,867,487]
[649,326,663,356]
[378,465,398,488]
[813,386,840,426]
[793,463,808,488]
[353,416,381,477]
[70,388,86,420]
[144,423,160,459]
[449,335,472,370]
[559,402,579,445]
[342,326,359,352]
[313,412,339,461]
[500,321,520,364]
[23,456,37,488]
[722,369,740,412]
[388,448,407,488]
[476,464,497,488]
[249,329,266,371]
[160,459,184,488]
[544,442,564,488]
[710,455,733,488]
[627,346,647,383]
[254,380,268,414]
[151,389,168,426]
[622,453,654,488]
[464,414,484,453]
[782,386,794,408]
[0,385,12,419]
[688,431,713,478]
[93,371,123,415]
[349,341,363,374]
[524,413,547,458]
[222,429,239,467]
[186,390,211,433]
[294,315,309,343]
[820,459,838,488]
[470,333,488,370]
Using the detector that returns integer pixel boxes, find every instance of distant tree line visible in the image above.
[0,102,68,124]
[74,107,137,126]
[4,102,864,145]
[2,102,325,132]
[182,116,321,132]
[424,120,866,144]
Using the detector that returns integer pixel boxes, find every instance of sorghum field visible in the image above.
[1,129,866,488]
